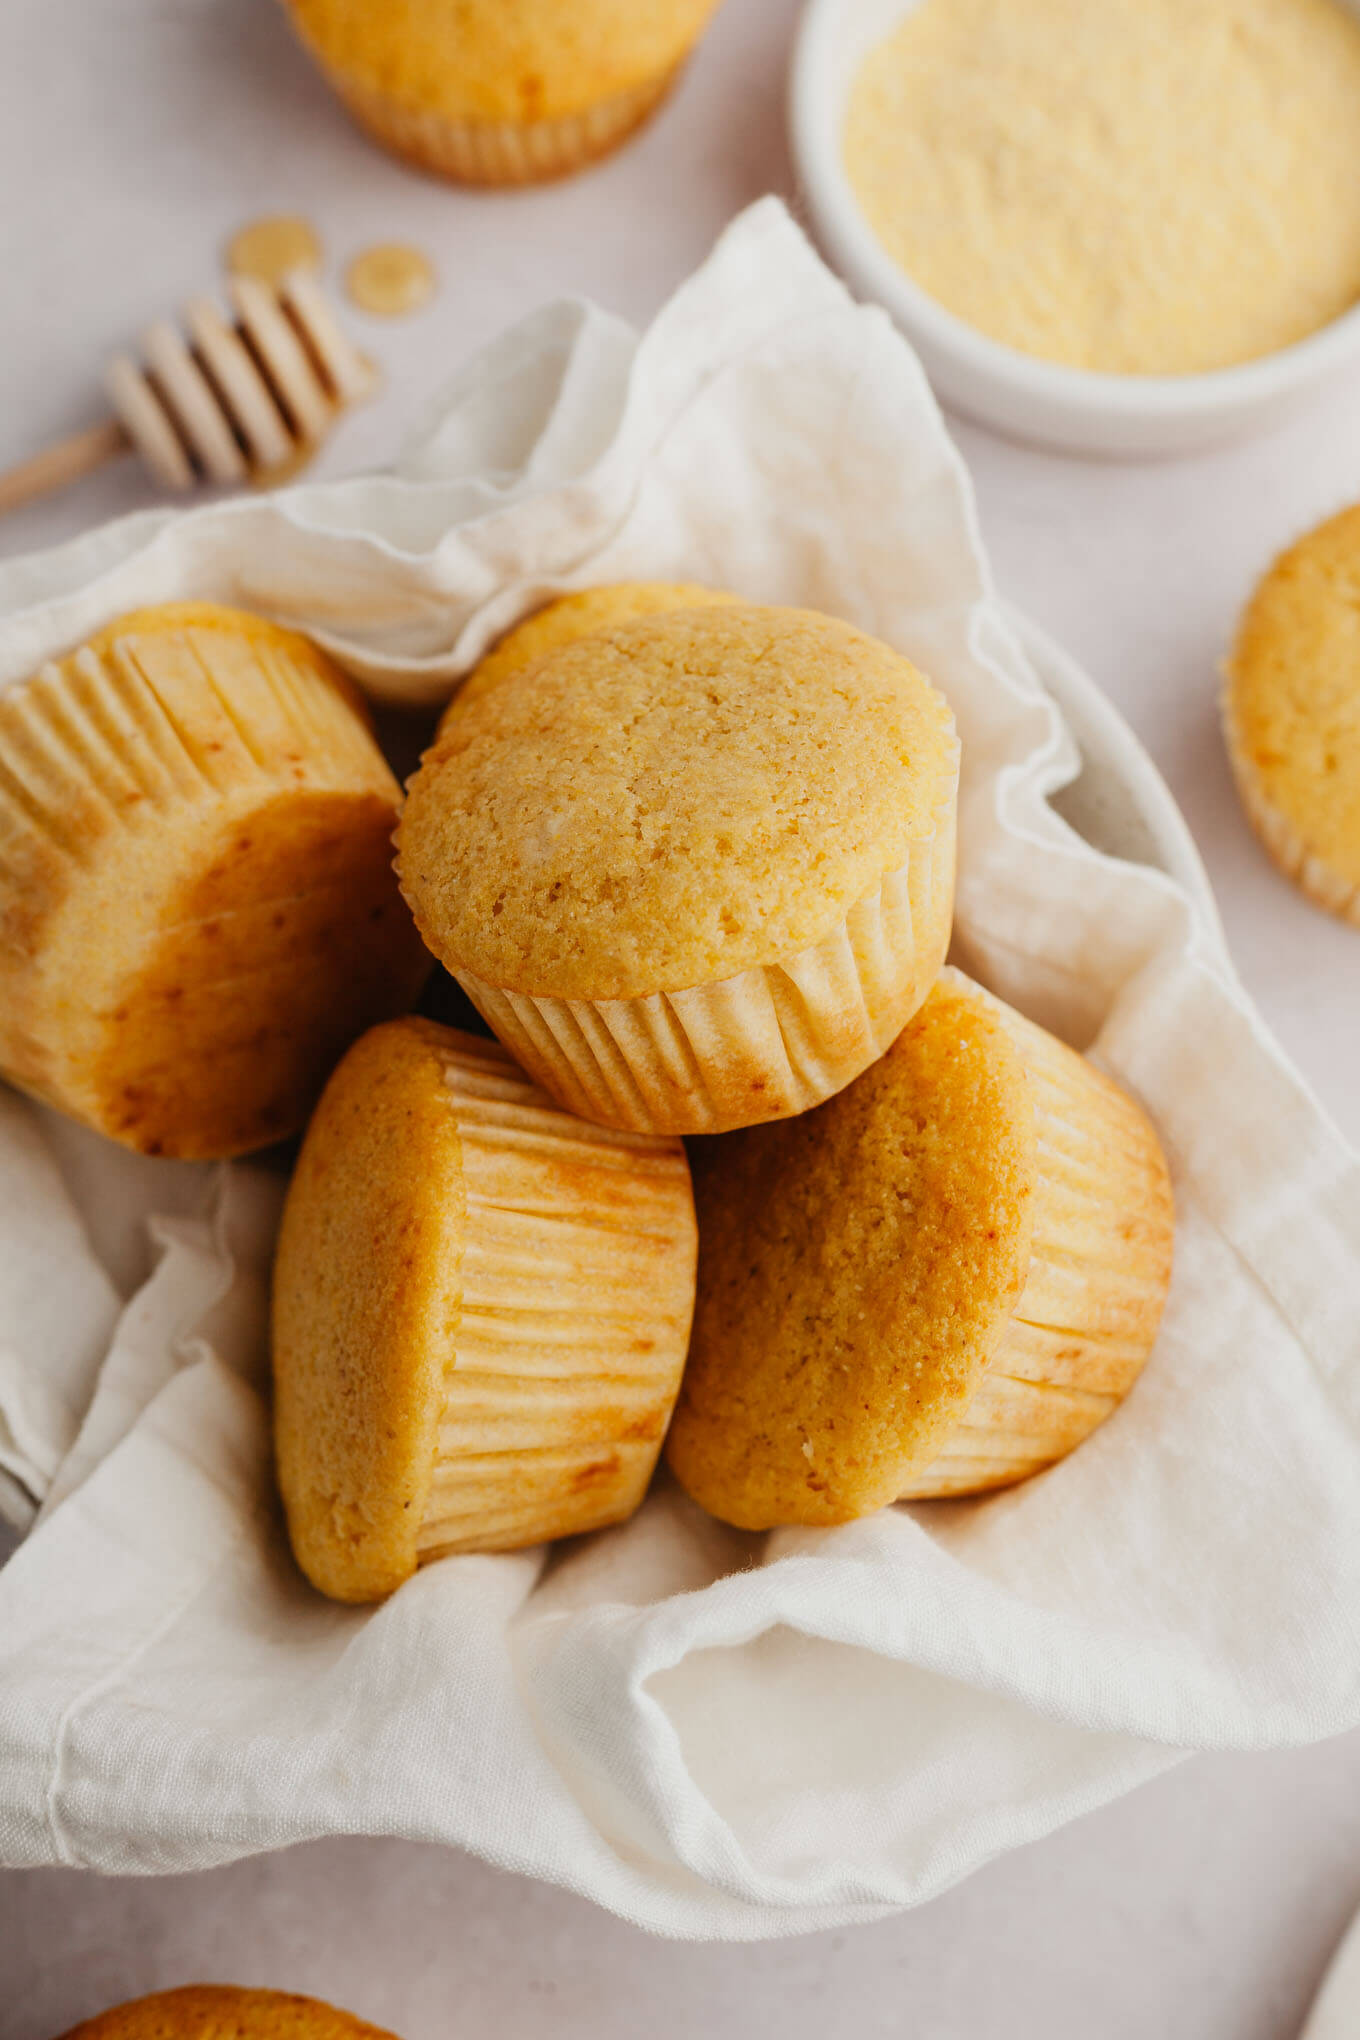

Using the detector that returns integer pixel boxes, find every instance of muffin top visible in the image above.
[1226,503,1360,891]
[272,1017,472,1603]
[399,603,958,1000]
[55,1988,397,2040]
[447,580,740,720]
[664,971,1037,1529]
[285,0,722,123]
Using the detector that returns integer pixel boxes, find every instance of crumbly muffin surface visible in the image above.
[273,1018,468,1603]
[448,581,740,719]
[665,975,1036,1528]
[400,603,957,1000]
[285,0,722,122]
[1226,503,1360,899]
[56,1988,398,2040]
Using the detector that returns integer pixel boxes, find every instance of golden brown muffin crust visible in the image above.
[273,1018,468,1603]
[399,603,957,1000]
[665,976,1036,1528]
[55,1987,397,2040]
[1225,503,1360,900]
[0,604,428,1158]
[445,581,741,721]
[285,0,722,123]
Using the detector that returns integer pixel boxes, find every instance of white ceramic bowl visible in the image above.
[790,0,1360,457]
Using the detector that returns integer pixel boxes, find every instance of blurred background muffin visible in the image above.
[56,1987,397,2040]
[1223,502,1360,926]
[281,0,726,185]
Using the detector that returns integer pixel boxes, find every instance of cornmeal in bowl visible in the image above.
[399,602,959,1135]
[272,1017,697,1601]
[666,968,1174,1529]
[844,0,1360,376]
[1224,502,1360,925]
[0,603,428,1158]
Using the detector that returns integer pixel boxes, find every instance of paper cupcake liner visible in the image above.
[0,615,418,1154]
[1221,695,1360,926]
[320,64,682,186]
[901,981,1174,1499]
[455,776,957,1137]
[413,1032,697,1559]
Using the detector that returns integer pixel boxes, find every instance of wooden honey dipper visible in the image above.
[0,269,376,519]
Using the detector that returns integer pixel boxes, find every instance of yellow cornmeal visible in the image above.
[844,0,1360,376]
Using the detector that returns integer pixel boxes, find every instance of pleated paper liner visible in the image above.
[0,607,425,1157]
[412,1030,698,1558]
[901,981,1175,1498]
[456,767,958,1136]
[1222,689,1360,925]
[322,64,684,186]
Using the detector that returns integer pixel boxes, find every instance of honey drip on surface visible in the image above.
[345,243,437,318]
[225,214,324,287]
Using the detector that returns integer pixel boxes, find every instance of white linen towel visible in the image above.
[0,201,1356,1939]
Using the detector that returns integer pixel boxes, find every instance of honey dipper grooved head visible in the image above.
[104,269,375,493]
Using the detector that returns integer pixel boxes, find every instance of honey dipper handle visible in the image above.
[0,416,131,519]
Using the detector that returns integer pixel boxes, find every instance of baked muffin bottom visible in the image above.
[0,605,428,1158]
[55,1986,397,2040]
[313,60,684,184]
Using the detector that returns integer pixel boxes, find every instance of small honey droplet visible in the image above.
[226,214,324,287]
[345,242,437,319]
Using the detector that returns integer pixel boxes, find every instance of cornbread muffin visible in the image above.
[399,603,959,1135]
[666,969,1174,1528]
[444,580,741,723]
[56,1989,397,2040]
[273,1016,697,1600]
[1224,503,1360,924]
[0,603,428,1159]
[283,0,724,186]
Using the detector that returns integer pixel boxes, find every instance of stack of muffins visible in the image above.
[0,588,1174,1604]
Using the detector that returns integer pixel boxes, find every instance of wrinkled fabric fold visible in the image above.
[0,200,1357,1938]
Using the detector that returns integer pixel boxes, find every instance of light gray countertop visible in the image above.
[3,1,1359,2033]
